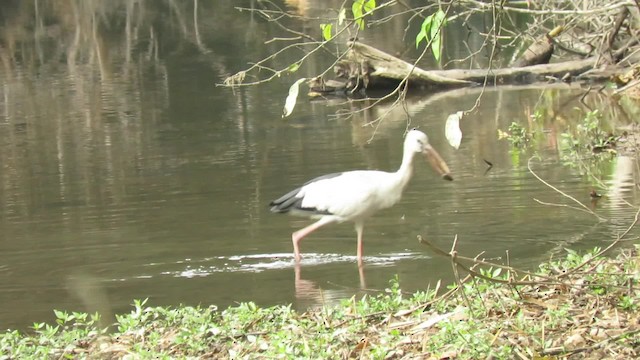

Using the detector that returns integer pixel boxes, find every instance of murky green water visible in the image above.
[0,1,637,330]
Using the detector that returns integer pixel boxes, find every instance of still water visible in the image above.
[0,1,637,330]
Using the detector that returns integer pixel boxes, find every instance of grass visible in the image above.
[1,246,640,359]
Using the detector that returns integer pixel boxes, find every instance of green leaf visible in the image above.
[320,23,332,41]
[352,0,364,29]
[416,14,433,49]
[352,0,375,30]
[287,62,300,73]
[431,35,441,61]
[415,29,426,48]
[54,309,66,321]
[430,9,446,61]
[415,10,447,61]
[364,0,376,13]
[430,9,446,40]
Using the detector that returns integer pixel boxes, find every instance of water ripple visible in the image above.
[115,252,432,280]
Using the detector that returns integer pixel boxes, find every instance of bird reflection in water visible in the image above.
[293,261,367,308]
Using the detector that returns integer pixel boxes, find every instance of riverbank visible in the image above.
[2,240,639,359]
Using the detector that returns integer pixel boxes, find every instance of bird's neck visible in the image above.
[394,151,416,190]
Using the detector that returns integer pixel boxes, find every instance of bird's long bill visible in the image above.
[424,146,453,181]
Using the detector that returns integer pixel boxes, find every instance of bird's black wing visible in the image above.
[269,172,343,214]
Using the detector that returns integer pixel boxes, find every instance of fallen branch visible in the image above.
[312,40,627,96]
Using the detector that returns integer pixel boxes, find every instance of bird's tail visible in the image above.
[269,187,302,213]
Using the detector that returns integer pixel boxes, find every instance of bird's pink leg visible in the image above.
[292,217,334,262]
[355,221,364,267]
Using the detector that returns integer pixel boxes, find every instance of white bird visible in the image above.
[270,129,453,265]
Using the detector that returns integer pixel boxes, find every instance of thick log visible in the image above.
[310,40,631,97]
[349,41,626,87]
[428,57,611,84]
[345,41,474,88]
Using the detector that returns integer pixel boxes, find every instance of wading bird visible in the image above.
[269,129,453,265]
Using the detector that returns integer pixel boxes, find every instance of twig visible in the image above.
[417,274,474,312]
[532,197,605,218]
[560,207,640,277]
[463,0,634,16]
[418,235,567,285]
[527,157,606,221]
[449,235,474,316]
[418,235,634,290]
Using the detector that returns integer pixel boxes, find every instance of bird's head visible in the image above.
[406,129,453,181]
